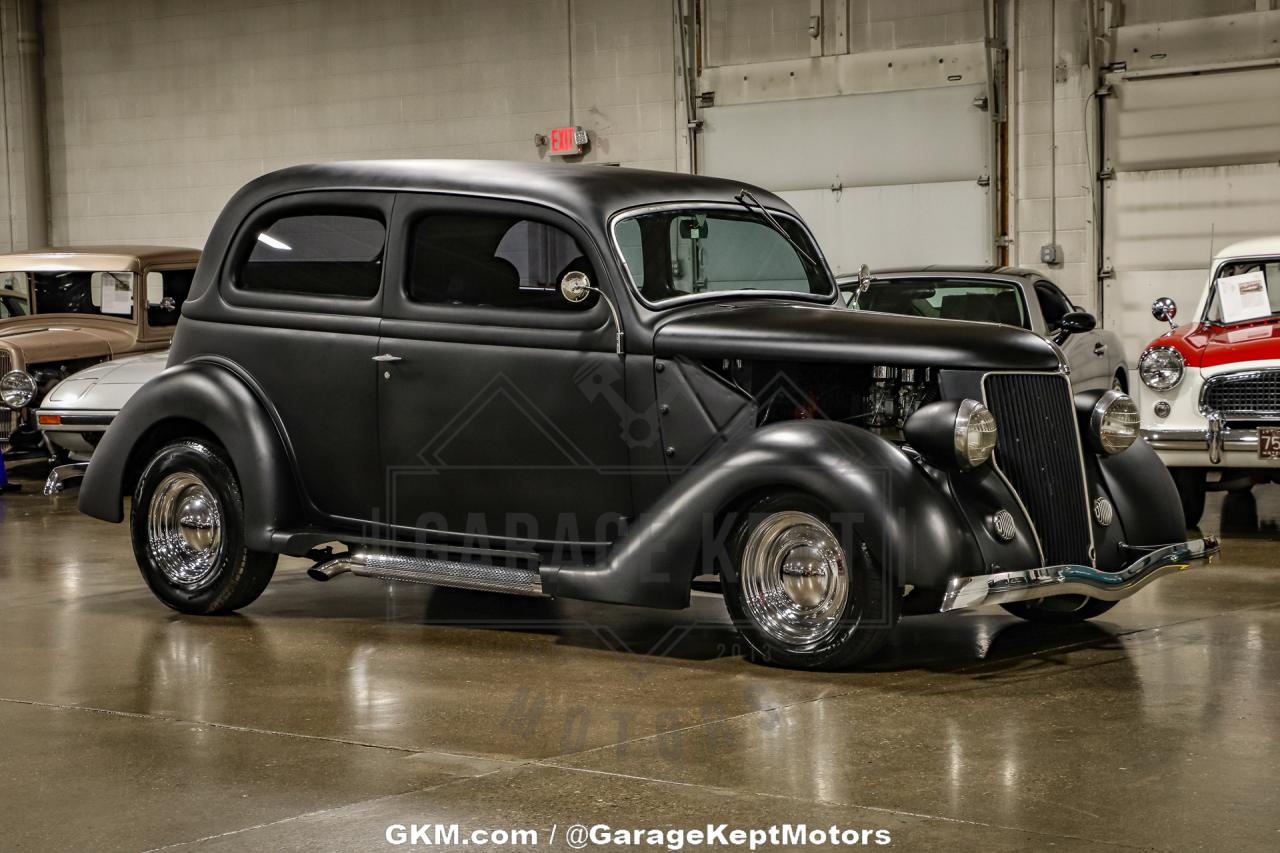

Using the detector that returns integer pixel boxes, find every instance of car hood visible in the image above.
[652,301,1061,371]
[1161,319,1280,369]
[0,319,134,366]
[40,351,168,411]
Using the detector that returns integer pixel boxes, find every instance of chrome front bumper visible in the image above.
[1144,415,1276,464]
[940,536,1220,613]
[43,462,90,495]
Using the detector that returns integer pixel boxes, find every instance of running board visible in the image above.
[307,551,544,597]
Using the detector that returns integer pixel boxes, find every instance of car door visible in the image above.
[207,192,390,523]
[375,193,635,548]
[1033,279,1107,391]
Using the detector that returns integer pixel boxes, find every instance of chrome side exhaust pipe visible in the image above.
[305,550,543,596]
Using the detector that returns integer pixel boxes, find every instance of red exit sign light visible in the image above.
[549,126,589,156]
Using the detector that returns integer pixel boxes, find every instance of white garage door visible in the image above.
[698,85,992,276]
[1102,66,1280,361]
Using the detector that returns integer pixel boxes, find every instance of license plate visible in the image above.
[1261,427,1280,459]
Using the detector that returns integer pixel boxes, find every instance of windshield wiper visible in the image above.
[734,190,819,269]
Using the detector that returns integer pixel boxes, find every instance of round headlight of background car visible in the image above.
[0,369,36,409]
[904,398,998,471]
[1138,346,1184,390]
[1090,390,1140,455]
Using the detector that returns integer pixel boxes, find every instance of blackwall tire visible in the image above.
[721,491,895,670]
[130,439,277,615]
[1001,596,1117,624]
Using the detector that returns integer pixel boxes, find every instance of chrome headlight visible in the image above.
[1090,390,1140,455]
[956,399,998,468]
[1138,346,1184,391]
[904,398,998,471]
[0,369,36,409]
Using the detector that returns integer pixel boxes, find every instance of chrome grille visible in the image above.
[1201,369,1280,420]
[983,373,1093,567]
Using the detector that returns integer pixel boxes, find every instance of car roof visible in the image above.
[0,245,200,272]
[834,266,1041,283]
[1215,236,1280,260]
[231,160,795,221]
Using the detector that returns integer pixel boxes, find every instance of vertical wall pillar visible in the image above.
[15,0,45,248]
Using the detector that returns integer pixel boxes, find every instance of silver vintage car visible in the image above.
[37,351,167,493]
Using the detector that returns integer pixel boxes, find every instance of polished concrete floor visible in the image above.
[1,458,1278,852]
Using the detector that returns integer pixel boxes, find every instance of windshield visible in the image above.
[612,207,833,306]
[844,278,1028,328]
[0,270,136,319]
[1205,259,1280,325]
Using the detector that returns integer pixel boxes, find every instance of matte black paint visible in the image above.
[545,419,983,608]
[77,161,1190,612]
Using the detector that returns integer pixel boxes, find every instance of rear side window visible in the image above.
[239,213,385,298]
[407,214,597,312]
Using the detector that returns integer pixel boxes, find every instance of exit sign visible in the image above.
[548,126,589,156]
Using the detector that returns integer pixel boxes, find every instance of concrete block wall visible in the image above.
[39,0,677,250]
[1011,0,1097,308]
[1121,0,1261,24]
[0,0,37,252]
[705,0,813,66]
[847,0,986,52]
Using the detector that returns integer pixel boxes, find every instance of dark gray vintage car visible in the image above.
[838,266,1129,394]
[78,161,1216,669]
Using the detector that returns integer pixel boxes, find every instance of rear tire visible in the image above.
[1001,596,1116,624]
[1170,467,1207,528]
[721,491,895,670]
[130,439,277,614]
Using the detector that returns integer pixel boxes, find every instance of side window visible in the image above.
[145,268,195,327]
[1035,282,1073,328]
[239,213,385,298]
[408,213,597,312]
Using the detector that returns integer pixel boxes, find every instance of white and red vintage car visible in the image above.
[1139,237,1280,526]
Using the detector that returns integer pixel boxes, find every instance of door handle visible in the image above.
[1093,343,1106,356]
[372,354,403,363]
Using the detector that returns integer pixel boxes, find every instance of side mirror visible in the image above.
[1151,296,1177,329]
[1058,311,1096,334]
[560,270,593,303]
[851,263,872,309]
[560,271,625,356]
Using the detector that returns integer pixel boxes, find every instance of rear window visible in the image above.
[239,213,386,298]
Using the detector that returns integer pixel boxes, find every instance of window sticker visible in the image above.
[1217,270,1270,324]
[98,272,135,316]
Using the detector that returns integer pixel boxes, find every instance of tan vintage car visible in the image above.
[0,246,200,454]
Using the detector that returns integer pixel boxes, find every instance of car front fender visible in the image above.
[78,360,299,552]
[546,419,983,609]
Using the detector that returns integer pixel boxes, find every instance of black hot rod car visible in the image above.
[78,161,1217,669]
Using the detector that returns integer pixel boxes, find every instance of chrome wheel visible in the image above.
[739,511,849,649]
[146,471,224,589]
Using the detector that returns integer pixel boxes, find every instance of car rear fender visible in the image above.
[78,360,298,552]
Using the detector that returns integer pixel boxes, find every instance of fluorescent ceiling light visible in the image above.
[257,232,291,251]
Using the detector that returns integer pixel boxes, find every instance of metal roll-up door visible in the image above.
[1101,64,1280,361]
[699,84,992,275]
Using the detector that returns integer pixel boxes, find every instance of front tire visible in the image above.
[721,492,895,670]
[131,439,277,614]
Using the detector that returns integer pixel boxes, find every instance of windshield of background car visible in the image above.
[612,207,833,306]
[0,270,136,318]
[846,278,1028,328]
[1206,259,1280,324]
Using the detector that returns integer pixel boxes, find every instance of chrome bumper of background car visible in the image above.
[43,462,90,495]
[940,536,1220,612]
[1144,418,1270,464]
